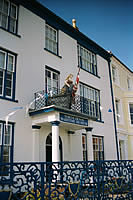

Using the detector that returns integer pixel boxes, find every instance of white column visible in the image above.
[32,125,41,162]
[51,121,60,162]
[86,127,93,161]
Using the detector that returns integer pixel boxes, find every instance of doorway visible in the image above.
[46,133,63,162]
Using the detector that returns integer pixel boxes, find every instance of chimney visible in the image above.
[72,19,78,30]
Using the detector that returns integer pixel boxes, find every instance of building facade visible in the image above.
[0,0,117,165]
[110,54,133,160]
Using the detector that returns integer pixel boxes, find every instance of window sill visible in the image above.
[80,67,100,78]
[0,96,18,103]
[0,27,21,38]
[44,48,62,58]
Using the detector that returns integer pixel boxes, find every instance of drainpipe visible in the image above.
[108,56,119,160]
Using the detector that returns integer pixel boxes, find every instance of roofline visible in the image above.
[15,0,110,61]
[109,52,133,74]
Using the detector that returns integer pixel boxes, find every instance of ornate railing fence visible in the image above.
[1,160,133,199]
[32,90,100,120]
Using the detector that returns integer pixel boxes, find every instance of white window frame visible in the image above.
[77,44,97,75]
[0,68,4,96]
[0,0,18,33]
[4,124,12,146]
[0,0,10,29]
[45,67,60,95]
[9,2,17,33]
[0,122,13,164]
[80,83,100,119]
[92,136,104,161]
[0,50,6,96]
[0,49,16,99]
[5,53,15,98]
[129,103,133,126]
[7,53,15,72]
[127,77,132,91]
[115,99,120,123]
[112,65,119,85]
[112,65,116,82]
[0,50,6,69]
[45,24,58,54]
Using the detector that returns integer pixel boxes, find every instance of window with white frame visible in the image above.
[0,122,14,164]
[80,83,100,119]
[0,49,16,99]
[45,24,58,55]
[112,65,117,83]
[115,99,120,123]
[129,104,133,125]
[82,134,87,161]
[45,66,60,95]
[77,44,97,75]
[93,136,104,160]
[0,0,18,33]
[127,77,132,91]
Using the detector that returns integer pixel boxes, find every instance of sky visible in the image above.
[38,0,133,71]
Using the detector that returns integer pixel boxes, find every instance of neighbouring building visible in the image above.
[0,0,118,166]
[110,53,133,160]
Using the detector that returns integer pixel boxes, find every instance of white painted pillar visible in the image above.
[85,127,93,161]
[51,121,60,162]
[32,125,41,162]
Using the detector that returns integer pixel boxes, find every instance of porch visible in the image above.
[0,160,133,199]
[29,90,97,164]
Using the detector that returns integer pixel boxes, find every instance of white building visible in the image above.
[0,0,117,165]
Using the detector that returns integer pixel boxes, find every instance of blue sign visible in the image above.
[60,113,88,126]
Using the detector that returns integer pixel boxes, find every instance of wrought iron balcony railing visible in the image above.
[31,89,101,119]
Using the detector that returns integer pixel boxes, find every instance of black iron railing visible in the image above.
[32,90,101,119]
[1,160,133,199]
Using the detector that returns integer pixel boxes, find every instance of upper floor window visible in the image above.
[80,83,101,119]
[115,99,120,123]
[82,134,87,161]
[45,66,60,95]
[0,0,18,33]
[112,65,118,83]
[127,77,132,91]
[129,104,133,125]
[93,136,104,160]
[77,44,97,76]
[0,49,16,100]
[45,24,58,55]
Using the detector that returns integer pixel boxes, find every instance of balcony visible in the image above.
[29,89,100,120]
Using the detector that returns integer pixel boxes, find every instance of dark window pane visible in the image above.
[1,13,8,29]
[3,0,9,14]
[10,4,16,18]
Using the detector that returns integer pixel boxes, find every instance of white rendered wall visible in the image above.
[0,5,117,162]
